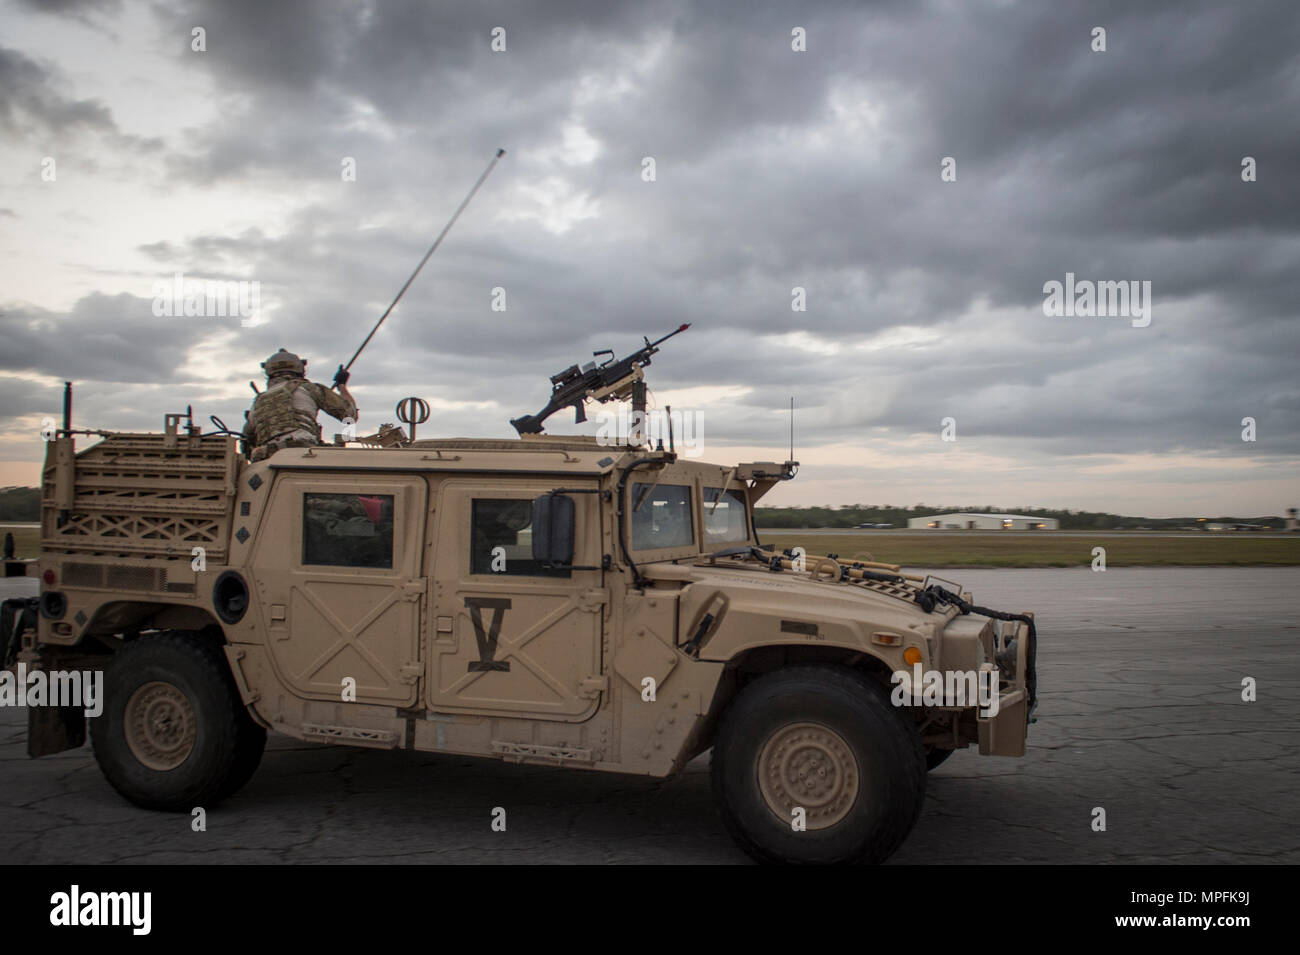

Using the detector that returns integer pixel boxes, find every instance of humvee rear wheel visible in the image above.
[216,713,268,802]
[711,666,925,865]
[91,632,266,811]
[124,681,197,771]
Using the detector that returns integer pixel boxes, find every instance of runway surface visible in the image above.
[1,568,1296,863]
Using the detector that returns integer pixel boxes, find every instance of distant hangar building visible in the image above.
[908,512,1059,530]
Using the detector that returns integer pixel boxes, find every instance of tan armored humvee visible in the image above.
[7,411,1037,865]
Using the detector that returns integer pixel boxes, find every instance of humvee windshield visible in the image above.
[703,487,748,544]
[631,483,694,549]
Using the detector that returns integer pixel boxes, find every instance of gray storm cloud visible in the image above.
[0,0,1296,508]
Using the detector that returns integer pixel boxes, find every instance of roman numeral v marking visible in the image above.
[465,597,512,672]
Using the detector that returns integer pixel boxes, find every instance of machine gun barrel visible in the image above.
[510,323,690,435]
[643,323,691,351]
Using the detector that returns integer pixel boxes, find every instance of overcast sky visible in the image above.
[1,0,1297,516]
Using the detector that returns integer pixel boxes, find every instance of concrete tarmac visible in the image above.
[1,568,1296,864]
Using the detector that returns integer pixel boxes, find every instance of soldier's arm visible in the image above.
[238,410,255,458]
[308,382,358,423]
[337,382,357,418]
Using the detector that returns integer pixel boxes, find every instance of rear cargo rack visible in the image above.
[41,432,238,561]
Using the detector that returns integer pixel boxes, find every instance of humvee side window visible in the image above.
[470,499,571,578]
[302,493,394,569]
[630,483,694,550]
[704,487,748,544]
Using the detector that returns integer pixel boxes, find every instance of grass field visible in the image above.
[758,532,1300,568]
[5,524,1298,567]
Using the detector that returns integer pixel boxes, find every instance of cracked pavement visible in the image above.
[2,567,1297,864]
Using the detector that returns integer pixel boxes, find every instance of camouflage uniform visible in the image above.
[244,349,358,462]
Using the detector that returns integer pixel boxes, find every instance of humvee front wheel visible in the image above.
[91,632,265,811]
[711,666,925,864]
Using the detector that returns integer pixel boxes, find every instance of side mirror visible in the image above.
[531,493,575,565]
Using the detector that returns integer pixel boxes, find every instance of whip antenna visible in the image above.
[342,148,507,375]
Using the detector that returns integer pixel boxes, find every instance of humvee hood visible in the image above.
[640,560,946,640]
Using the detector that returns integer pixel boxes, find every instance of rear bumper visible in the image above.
[1,596,38,668]
[3,559,34,578]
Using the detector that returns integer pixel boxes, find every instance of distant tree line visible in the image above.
[0,487,40,522]
[0,487,1284,530]
[754,503,1286,530]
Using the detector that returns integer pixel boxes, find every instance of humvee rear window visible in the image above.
[631,483,694,550]
[302,493,394,569]
[704,487,748,543]
[471,499,571,578]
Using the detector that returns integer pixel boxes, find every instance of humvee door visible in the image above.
[249,473,426,706]
[428,480,604,721]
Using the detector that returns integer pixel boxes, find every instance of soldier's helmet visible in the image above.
[262,348,307,378]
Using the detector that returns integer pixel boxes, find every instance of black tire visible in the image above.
[91,632,265,811]
[925,746,955,771]
[887,705,928,830]
[711,666,926,865]
[214,709,267,801]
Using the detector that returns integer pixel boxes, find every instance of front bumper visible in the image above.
[978,618,1037,757]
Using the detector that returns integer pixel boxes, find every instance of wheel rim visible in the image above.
[757,721,860,829]
[124,681,197,771]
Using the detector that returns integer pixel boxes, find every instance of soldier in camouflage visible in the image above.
[243,349,358,462]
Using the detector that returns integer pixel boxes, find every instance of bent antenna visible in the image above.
[342,148,507,376]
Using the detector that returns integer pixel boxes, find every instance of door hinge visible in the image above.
[579,675,607,697]
[399,663,422,684]
[577,589,609,613]
[401,580,424,600]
